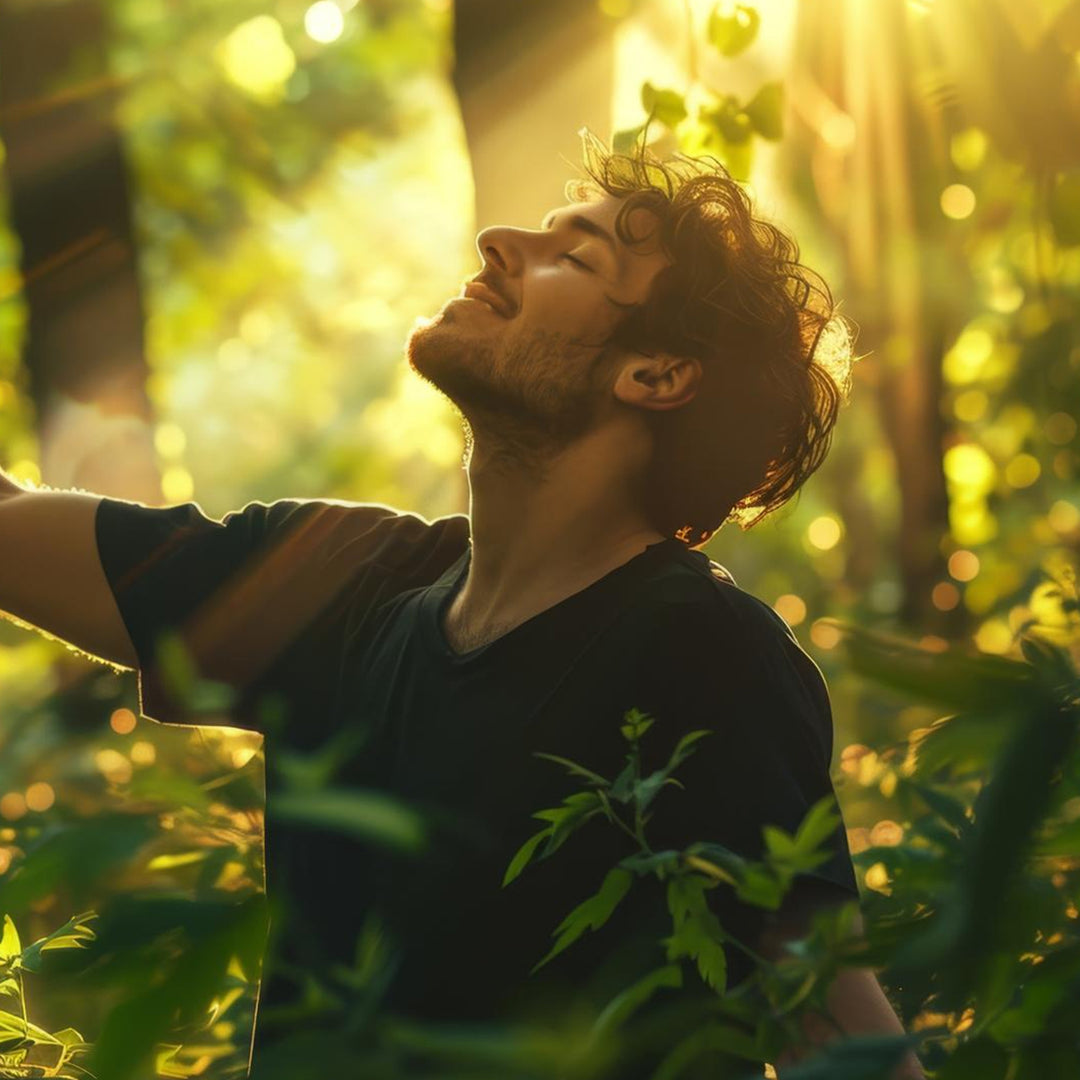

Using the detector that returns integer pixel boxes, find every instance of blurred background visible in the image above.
[1,0,1079,1076]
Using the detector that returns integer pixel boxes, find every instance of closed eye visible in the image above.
[560,253,593,271]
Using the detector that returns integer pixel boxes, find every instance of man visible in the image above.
[0,129,923,1077]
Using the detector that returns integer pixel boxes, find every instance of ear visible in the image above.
[612,351,702,412]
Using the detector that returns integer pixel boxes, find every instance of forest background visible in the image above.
[1,0,1080,1077]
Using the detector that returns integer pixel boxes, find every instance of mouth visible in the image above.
[462,281,513,318]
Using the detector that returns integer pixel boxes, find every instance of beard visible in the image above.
[405,306,612,475]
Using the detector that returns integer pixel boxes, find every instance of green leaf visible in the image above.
[612,124,646,154]
[0,918,19,966]
[744,81,784,139]
[707,3,760,57]
[791,794,843,856]
[269,787,427,854]
[905,780,973,839]
[502,827,553,888]
[19,911,98,973]
[532,751,609,787]
[532,790,606,858]
[619,849,681,878]
[0,1007,63,1046]
[530,867,633,974]
[591,963,683,1038]
[664,875,728,993]
[609,759,639,803]
[666,729,713,773]
[641,82,687,129]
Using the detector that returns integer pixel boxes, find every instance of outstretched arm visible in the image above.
[0,468,137,668]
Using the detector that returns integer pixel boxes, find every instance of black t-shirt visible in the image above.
[95,496,859,1037]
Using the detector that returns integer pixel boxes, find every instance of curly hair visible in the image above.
[567,126,858,549]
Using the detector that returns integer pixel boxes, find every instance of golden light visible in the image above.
[1049,500,1080,533]
[110,707,137,735]
[161,466,195,503]
[931,581,960,611]
[231,745,258,769]
[870,820,904,846]
[773,593,807,626]
[974,619,1013,655]
[131,741,157,766]
[864,862,891,894]
[154,422,187,459]
[807,514,842,550]
[1045,412,1077,444]
[25,782,54,813]
[944,326,994,385]
[952,388,988,422]
[305,1,345,44]
[918,635,949,653]
[950,127,988,171]
[0,793,27,821]
[949,499,997,546]
[846,827,871,854]
[809,618,841,649]
[7,459,40,486]
[1004,453,1040,488]
[0,849,11,875]
[821,112,856,151]
[943,443,996,493]
[840,743,872,776]
[947,549,979,581]
[95,749,133,785]
[940,184,976,220]
[216,16,297,104]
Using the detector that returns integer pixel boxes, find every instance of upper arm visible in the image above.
[0,488,138,669]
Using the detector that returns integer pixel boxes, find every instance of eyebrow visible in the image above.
[542,210,621,269]
[542,209,637,309]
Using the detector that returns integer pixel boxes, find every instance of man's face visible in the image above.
[406,191,672,463]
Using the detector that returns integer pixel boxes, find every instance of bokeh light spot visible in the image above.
[807,515,842,550]
[947,549,979,581]
[1004,453,1040,488]
[941,184,976,220]
[773,593,807,627]
[0,793,27,821]
[110,707,138,734]
[1049,500,1080,533]
[931,581,960,610]
[25,782,54,813]
[131,741,157,766]
[810,619,842,650]
[974,619,1013,655]
[305,2,345,45]
[1045,412,1076,444]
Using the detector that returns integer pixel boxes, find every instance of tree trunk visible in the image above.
[0,0,159,501]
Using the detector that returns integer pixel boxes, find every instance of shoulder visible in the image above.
[221,497,470,573]
[98,494,470,577]
[620,552,833,744]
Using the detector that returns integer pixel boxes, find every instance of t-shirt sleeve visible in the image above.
[94,496,468,731]
[607,588,859,941]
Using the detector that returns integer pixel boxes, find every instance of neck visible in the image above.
[450,426,667,637]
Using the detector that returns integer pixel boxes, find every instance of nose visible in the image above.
[474,223,536,276]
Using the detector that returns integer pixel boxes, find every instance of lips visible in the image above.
[462,280,513,318]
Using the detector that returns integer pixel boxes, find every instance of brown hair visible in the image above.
[568,126,858,548]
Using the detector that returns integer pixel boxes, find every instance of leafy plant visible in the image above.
[0,911,96,1077]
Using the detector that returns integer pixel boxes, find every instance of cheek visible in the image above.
[525,271,605,328]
